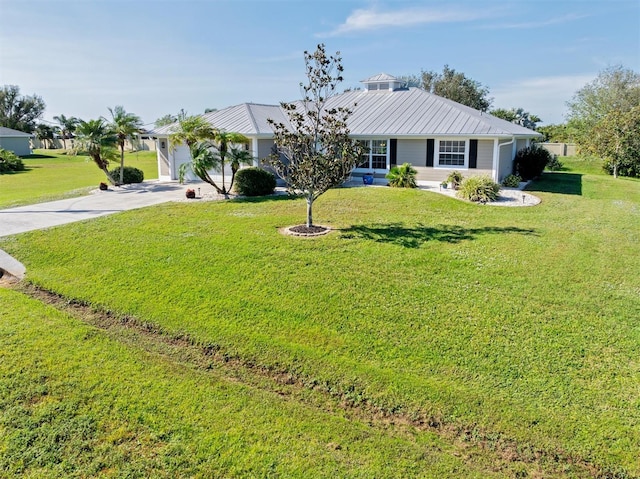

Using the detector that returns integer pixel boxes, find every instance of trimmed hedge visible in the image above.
[0,148,25,173]
[513,145,552,180]
[234,167,276,196]
[108,166,144,184]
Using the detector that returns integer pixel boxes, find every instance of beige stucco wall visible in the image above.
[257,139,274,163]
[157,138,170,178]
[414,167,494,182]
[477,140,493,170]
[542,143,577,156]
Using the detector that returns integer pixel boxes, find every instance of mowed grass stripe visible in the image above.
[1,287,549,478]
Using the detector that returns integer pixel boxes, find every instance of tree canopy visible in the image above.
[109,105,143,184]
[490,108,541,130]
[567,65,640,177]
[268,44,365,228]
[75,118,118,185]
[400,65,492,111]
[52,114,80,149]
[0,85,46,133]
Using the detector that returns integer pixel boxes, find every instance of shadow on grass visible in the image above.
[526,172,582,195]
[340,223,537,248]
[21,153,57,159]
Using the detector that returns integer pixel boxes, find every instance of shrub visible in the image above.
[386,163,417,188]
[546,155,564,171]
[457,175,500,203]
[603,157,640,178]
[0,148,25,173]
[501,174,522,188]
[108,166,144,184]
[234,167,276,196]
[513,145,552,180]
[446,170,464,188]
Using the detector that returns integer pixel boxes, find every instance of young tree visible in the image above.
[567,65,640,150]
[0,85,46,133]
[154,114,177,128]
[108,106,143,185]
[589,106,640,178]
[52,114,80,149]
[401,65,492,111]
[268,44,366,228]
[75,118,118,185]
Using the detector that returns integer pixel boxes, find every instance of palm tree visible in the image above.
[35,123,56,149]
[210,131,250,196]
[52,114,80,149]
[108,106,143,185]
[75,118,118,185]
[169,114,216,151]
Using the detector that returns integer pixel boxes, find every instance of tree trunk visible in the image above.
[613,161,618,178]
[120,143,125,185]
[306,195,313,227]
[102,167,117,186]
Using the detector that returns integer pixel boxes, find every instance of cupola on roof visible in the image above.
[360,73,403,92]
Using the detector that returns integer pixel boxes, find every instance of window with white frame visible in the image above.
[357,139,388,170]
[438,140,466,167]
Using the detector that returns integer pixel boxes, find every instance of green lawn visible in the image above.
[0,149,158,208]
[1,157,638,477]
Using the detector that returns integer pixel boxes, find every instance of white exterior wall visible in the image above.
[257,139,274,163]
[0,137,31,156]
[498,140,514,180]
[516,139,528,152]
[477,140,494,170]
[157,138,171,179]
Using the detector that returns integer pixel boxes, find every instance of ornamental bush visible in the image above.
[234,167,276,196]
[108,166,144,184]
[545,155,564,171]
[0,148,25,173]
[457,175,500,202]
[513,145,552,180]
[501,174,522,187]
[386,163,417,188]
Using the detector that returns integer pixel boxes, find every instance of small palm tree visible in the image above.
[108,106,143,185]
[52,114,80,149]
[386,163,418,188]
[75,118,118,185]
[169,115,216,151]
[210,130,250,196]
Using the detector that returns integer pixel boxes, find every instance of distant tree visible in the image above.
[567,65,640,149]
[154,114,177,128]
[108,106,143,185]
[75,118,118,185]
[537,123,574,143]
[490,107,541,130]
[588,106,640,178]
[267,44,365,228]
[52,114,80,149]
[34,123,57,149]
[0,85,46,133]
[401,65,492,111]
[204,108,217,113]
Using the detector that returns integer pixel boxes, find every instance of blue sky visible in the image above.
[1,0,638,127]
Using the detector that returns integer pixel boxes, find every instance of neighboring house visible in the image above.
[0,126,33,156]
[150,73,541,183]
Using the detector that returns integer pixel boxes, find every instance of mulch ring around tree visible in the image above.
[280,224,333,237]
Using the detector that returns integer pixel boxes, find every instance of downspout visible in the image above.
[496,137,515,182]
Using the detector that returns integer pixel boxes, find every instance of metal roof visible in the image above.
[0,126,33,137]
[149,86,541,138]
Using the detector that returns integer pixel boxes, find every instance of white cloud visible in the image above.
[492,74,596,124]
[319,6,492,37]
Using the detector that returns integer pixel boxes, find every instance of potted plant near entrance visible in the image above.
[446,171,464,190]
[363,171,374,185]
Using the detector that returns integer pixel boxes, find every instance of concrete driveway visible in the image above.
[0,181,188,281]
[0,181,186,238]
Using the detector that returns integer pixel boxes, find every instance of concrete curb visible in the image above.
[0,249,25,282]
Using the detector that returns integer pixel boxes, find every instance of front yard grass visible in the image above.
[1,156,638,476]
[0,149,158,208]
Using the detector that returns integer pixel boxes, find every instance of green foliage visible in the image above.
[268,44,365,226]
[234,167,276,196]
[537,123,574,143]
[386,163,417,188]
[590,106,640,178]
[457,175,500,202]
[513,145,552,180]
[0,148,25,173]
[34,123,57,149]
[567,65,640,165]
[108,166,144,184]
[52,114,80,149]
[446,170,464,188]
[74,118,118,184]
[0,85,46,133]
[401,65,492,111]
[545,155,564,172]
[490,107,541,130]
[501,174,522,187]
[109,106,143,185]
